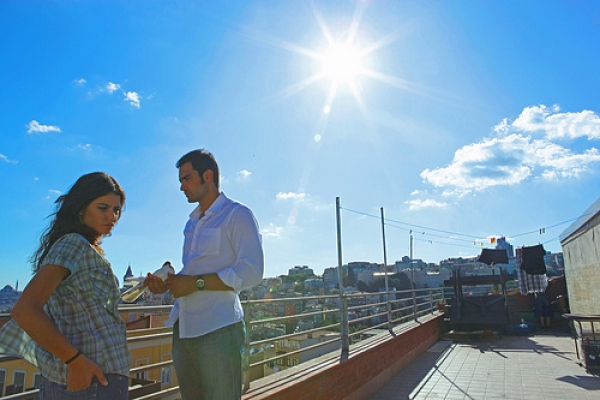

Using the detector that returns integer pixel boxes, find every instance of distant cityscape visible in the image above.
[0,237,564,314]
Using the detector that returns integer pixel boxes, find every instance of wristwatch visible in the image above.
[195,275,206,291]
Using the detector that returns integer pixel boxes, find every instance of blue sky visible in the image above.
[2,1,600,289]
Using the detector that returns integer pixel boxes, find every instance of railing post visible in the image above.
[430,289,434,315]
[242,302,251,393]
[410,233,418,322]
[413,287,418,321]
[380,207,394,335]
[336,197,349,361]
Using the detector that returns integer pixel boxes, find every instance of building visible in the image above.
[0,285,19,313]
[559,196,600,315]
[0,356,40,396]
[323,266,340,287]
[262,330,340,376]
[394,256,428,272]
[495,237,517,273]
[304,278,325,292]
[288,265,314,276]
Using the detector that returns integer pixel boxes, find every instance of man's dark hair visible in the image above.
[176,149,220,190]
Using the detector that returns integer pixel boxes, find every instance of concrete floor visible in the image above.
[370,332,600,400]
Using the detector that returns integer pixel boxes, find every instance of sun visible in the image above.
[253,2,416,132]
[320,43,365,85]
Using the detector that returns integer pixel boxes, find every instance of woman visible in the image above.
[2,172,131,399]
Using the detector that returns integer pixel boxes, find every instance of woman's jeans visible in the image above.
[39,374,128,400]
[173,321,245,400]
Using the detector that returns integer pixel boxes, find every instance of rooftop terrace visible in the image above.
[371,332,600,400]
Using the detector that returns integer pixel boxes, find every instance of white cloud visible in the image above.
[0,153,17,164]
[26,120,61,134]
[275,191,330,216]
[86,81,145,109]
[46,189,62,200]
[261,223,284,238]
[124,91,141,108]
[78,144,92,152]
[276,192,307,201]
[405,198,448,210]
[107,82,121,93]
[74,78,86,86]
[507,104,600,140]
[421,105,600,192]
[237,169,252,182]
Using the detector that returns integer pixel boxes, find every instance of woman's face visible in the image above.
[80,193,123,236]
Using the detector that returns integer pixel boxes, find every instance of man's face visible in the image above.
[178,162,207,204]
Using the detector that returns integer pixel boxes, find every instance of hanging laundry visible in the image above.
[477,248,509,265]
[520,244,546,275]
[516,267,548,294]
[516,245,548,294]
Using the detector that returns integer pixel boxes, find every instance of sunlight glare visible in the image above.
[321,43,364,84]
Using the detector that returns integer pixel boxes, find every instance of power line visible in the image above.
[339,204,593,251]
[341,206,481,240]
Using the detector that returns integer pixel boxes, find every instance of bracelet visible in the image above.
[65,350,82,365]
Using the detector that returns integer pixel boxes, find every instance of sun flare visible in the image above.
[321,43,364,84]
[256,2,410,126]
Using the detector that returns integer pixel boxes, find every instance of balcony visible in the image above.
[2,287,600,399]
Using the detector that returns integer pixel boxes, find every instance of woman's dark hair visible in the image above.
[31,172,125,272]
[176,149,220,190]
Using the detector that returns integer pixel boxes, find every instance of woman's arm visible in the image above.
[11,264,108,390]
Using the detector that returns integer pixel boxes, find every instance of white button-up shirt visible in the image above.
[166,192,264,338]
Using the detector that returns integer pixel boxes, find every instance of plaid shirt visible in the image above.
[0,233,131,384]
[515,247,548,294]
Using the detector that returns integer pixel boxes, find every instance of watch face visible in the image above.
[196,278,205,289]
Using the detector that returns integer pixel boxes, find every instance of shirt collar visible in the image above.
[190,192,229,219]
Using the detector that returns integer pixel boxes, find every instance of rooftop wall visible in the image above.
[561,215,600,315]
[243,314,442,400]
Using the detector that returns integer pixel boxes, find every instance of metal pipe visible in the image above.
[410,231,417,321]
[336,197,349,361]
[380,207,393,334]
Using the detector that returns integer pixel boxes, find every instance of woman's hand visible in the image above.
[66,353,108,391]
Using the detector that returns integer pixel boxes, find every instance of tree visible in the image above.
[357,280,369,292]
[366,272,412,292]
[280,273,314,284]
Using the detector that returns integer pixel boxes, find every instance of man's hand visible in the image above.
[144,273,168,294]
[164,273,198,298]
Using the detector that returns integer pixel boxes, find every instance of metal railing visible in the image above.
[0,286,450,399]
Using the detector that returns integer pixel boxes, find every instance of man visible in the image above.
[145,149,264,399]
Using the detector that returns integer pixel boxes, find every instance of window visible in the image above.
[12,370,25,394]
[135,358,149,380]
[161,367,172,387]
[33,373,42,389]
[160,354,172,387]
